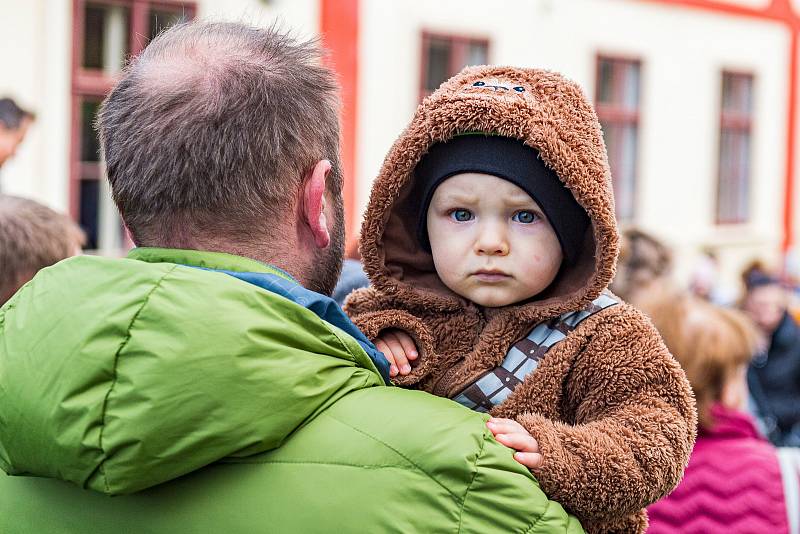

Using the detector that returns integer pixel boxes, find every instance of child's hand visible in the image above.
[487,417,543,469]
[374,328,419,378]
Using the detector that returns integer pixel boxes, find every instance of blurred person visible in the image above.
[0,22,583,534]
[743,269,800,446]
[689,249,735,306]
[647,295,800,534]
[345,66,696,533]
[0,194,85,305]
[0,98,34,173]
[610,227,674,308]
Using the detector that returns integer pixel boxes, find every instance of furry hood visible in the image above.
[359,66,618,318]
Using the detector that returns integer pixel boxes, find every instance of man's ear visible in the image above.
[302,159,332,249]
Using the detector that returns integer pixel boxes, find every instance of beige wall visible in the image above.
[356,0,789,296]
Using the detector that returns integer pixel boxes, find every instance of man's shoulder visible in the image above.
[324,387,493,466]
[3,254,357,364]
[266,386,521,500]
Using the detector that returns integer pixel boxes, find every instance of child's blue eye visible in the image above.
[472,81,486,87]
[451,209,474,222]
[512,210,537,224]
[513,86,525,93]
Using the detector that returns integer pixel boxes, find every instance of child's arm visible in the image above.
[344,288,438,385]
[492,306,696,523]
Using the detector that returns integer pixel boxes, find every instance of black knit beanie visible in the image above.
[414,135,590,264]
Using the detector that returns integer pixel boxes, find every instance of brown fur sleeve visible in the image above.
[343,288,438,386]
[508,307,696,522]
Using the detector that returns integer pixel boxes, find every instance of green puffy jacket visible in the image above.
[0,248,583,534]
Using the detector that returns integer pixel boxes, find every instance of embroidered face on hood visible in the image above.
[359,66,619,316]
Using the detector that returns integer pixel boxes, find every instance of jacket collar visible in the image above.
[127,247,391,384]
[127,247,293,281]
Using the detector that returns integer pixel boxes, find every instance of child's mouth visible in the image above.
[472,271,511,282]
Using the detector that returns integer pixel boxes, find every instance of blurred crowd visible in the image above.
[612,227,800,533]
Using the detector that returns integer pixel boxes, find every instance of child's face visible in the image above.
[426,173,563,307]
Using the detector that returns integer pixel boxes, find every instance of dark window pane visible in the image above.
[602,121,637,221]
[722,73,754,115]
[80,99,102,163]
[597,59,615,104]
[149,8,190,41]
[83,5,105,69]
[722,73,734,111]
[79,179,100,250]
[718,130,750,222]
[718,72,753,223]
[617,124,638,219]
[597,58,641,222]
[82,3,130,73]
[425,38,452,92]
[622,63,640,110]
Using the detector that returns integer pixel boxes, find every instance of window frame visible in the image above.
[70,0,196,249]
[418,31,490,102]
[594,53,643,222]
[715,70,754,225]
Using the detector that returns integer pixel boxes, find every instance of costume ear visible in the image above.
[302,159,332,249]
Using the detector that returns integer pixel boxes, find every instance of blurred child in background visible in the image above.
[647,294,800,534]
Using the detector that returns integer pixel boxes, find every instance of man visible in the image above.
[0,22,582,533]
[744,271,800,447]
[0,98,34,172]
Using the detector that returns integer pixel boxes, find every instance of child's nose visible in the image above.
[475,225,509,256]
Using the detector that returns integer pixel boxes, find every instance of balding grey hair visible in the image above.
[97,22,342,246]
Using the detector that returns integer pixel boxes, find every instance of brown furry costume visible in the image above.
[344,66,696,533]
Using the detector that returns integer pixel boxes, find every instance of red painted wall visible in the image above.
[320,0,360,252]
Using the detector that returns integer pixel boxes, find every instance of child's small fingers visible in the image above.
[494,433,539,454]
[394,332,419,360]
[381,333,410,374]
[375,340,395,365]
[486,420,526,437]
[488,418,526,432]
[514,452,543,469]
[375,340,400,377]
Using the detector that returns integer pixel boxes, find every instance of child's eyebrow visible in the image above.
[504,196,542,209]
[437,192,480,204]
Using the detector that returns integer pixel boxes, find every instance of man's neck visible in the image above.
[215,244,306,284]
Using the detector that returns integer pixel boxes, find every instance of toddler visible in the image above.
[345,66,696,533]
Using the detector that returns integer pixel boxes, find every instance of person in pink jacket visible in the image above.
[645,294,800,534]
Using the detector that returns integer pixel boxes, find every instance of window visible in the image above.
[595,56,641,221]
[71,0,195,251]
[716,72,754,224]
[420,32,489,101]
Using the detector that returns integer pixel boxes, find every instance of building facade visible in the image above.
[0,0,796,293]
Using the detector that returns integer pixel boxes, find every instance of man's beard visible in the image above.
[306,191,345,296]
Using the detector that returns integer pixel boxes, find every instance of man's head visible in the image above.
[0,195,85,305]
[97,22,345,295]
[0,98,34,168]
[743,272,786,335]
